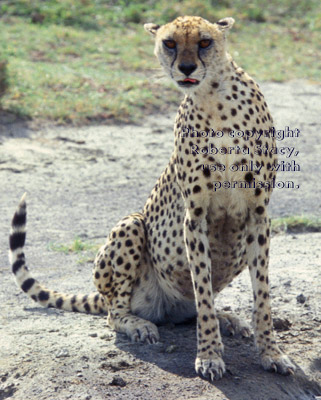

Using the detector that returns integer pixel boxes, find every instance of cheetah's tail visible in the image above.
[9,194,106,315]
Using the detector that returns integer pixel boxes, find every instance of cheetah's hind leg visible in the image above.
[93,213,159,344]
[217,311,251,338]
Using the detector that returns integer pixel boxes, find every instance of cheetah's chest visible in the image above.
[207,214,249,293]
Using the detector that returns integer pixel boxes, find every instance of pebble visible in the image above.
[55,349,70,358]
[165,345,178,353]
[109,376,127,387]
[296,294,306,304]
[273,317,292,331]
[100,333,114,340]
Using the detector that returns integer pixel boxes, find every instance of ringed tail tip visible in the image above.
[20,192,27,207]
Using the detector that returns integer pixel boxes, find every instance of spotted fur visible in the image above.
[9,16,296,381]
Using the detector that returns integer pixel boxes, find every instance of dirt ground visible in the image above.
[0,80,320,400]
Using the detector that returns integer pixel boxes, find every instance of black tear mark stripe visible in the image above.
[9,232,26,251]
[12,210,26,228]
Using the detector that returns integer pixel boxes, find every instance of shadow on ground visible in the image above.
[0,110,32,138]
[115,321,321,400]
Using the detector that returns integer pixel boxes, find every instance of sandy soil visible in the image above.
[0,80,320,400]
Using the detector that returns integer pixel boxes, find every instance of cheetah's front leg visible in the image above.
[93,213,159,344]
[247,214,296,375]
[184,210,225,381]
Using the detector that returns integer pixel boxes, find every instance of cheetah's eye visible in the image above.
[199,39,212,49]
[163,40,176,49]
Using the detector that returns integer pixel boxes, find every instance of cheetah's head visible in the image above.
[144,16,234,93]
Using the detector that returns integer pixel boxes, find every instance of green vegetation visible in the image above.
[49,216,321,261]
[0,59,8,100]
[48,237,99,254]
[271,216,321,234]
[48,237,100,264]
[0,0,320,124]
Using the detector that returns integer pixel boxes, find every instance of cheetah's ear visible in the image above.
[216,17,235,31]
[144,23,160,36]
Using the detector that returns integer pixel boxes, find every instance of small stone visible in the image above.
[273,317,291,331]
[55,349,70,358]
[296,294,306,304]
[1,384,16,398]
[89,333,98,337]
[165,345,178,353]
[109,376,127,387]
[99,333,113,340]
[107,351,119,358]
[152,128,164,134]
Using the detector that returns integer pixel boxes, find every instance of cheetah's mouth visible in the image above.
[178,78,200,87]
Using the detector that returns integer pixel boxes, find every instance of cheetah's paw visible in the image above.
[261,352,296,375]
[129,322,159,344]
[195,356,226,381]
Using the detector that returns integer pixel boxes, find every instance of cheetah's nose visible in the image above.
[178,62,197,76]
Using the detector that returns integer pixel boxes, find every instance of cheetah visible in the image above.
[9,16,296,381]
